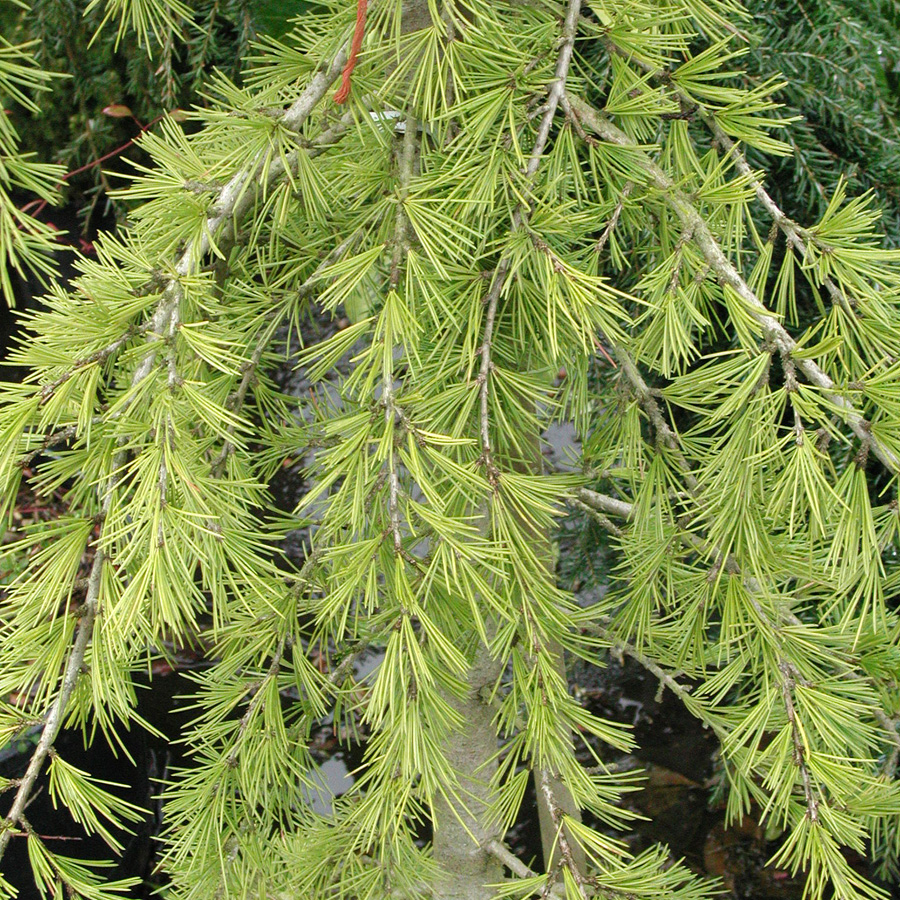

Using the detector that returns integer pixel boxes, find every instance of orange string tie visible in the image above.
[334,0,368,104]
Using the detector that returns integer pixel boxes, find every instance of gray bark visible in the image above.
[431,643,506,900]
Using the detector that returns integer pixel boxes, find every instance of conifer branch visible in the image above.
[526,0,581,181]
[326,641,368,689]
[35,63,354,421]
[383,117,418,553]
[159,296,181,546]
[0,44,354,870]
[565,94,900,476]
[0,273,185,864]
[484,839,566,899]
[0,600,96,854]
[537,769,590,900]
[597,40,865,317]
[0,274,184,863]
[37,319,155,404]
[134,48,353,385]
[491,4,590,882]
[576,488,634,522]
[569,74,900,813]
[226,635,288,768]
[0,472,110,859]
[478,268,505,484]
[579,369,840,837]
[7,3,900,896]
[485,839,540,879]
[167,52,349,292]
[577,487,900,776]
[219,555,338,768]
[478,0,582,483]
[17,421,101,467]
[565,498,702,709]
[701,116,857,313]
[594,184,631,257]
[588,621,692,705]
[212,229,362,477]
[613,350,700,494]
[778,660,819,822]
[488,831,652,900]
[570,498,624,538]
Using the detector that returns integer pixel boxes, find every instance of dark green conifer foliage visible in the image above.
[0,1,899,899]
[0,0,293,232]
[743,0,900,239]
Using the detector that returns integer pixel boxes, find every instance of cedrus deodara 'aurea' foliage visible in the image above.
[0,0,900,898]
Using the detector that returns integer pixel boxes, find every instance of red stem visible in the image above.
[20,113,165,220]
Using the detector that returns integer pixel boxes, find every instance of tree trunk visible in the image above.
[431,641,505,900]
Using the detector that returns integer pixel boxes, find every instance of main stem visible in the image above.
[432,641,505,900]
[384,3,506,896]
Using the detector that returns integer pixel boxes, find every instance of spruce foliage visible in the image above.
[743,0,900,240]
[0,1,900,898]
[0,0,302,233]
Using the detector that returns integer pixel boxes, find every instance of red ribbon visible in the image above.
[334,0,368,104]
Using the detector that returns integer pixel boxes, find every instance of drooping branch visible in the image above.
[212,226,363,477]
[570,497,624,538]
[0,527,101,856]
[577,490,818,821]
[576,487,900,779]
[575,290,842,811]
[226,636,288,768]
[567,79,900,785]
[0,43,354,869]
[525,0,581,181]
[383,116,419,554]
[477,0,590,883]
[34,59,355,418]
[478,0,582,482]
[577,488,634,522]
[593,623,692,705]
[778,660,819,822]
[613,350,701,494]
[537,770,590,900]
[597,38,866,318]
[565,93,900,475]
